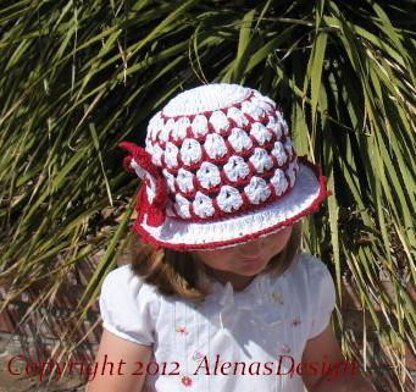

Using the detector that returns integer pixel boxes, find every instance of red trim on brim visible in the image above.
[130,158,331,251]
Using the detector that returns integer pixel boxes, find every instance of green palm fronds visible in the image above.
[0,1,415,390]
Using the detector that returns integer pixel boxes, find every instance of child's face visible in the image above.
[192,226,293,281]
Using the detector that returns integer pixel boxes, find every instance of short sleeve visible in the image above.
[99,265,158,346]
[305,256,336,339]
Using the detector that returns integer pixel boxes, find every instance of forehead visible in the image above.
[193,226,293,255]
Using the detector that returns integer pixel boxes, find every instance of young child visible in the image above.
[87,84,376,392]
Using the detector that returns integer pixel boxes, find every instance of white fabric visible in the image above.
[99,253,336,392]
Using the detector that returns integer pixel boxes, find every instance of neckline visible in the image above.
[204,271,267,296]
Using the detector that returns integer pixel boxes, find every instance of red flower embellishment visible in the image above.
[291,317,301,327]
[176,326,189,335]
[181,376,192,387]
[119,141,168,227]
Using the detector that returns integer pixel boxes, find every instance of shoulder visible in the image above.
[287,252,333,283]
[99,264,161,345]
[101,264,141,291]
[281,252,335,308]
[100,264,161,319]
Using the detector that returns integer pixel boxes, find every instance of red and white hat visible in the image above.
[120,84,330,251]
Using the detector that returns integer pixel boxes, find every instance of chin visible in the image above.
[236,261,269,276]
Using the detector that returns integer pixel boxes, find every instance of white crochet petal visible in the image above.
[162,169,176,192]
[249,148,274,173]
[271,141,287,166]
[254,92,276,110]
[210,111,229,133]
[217,186,243,213]
[227,107,249,127]
[148,111,160,129]
[228,128,253,153]
[244,177,271,204]
[174,194,191,219]
[138,172,156,204]
[293,158,300,173]
[148,111,163,140]
[250,123,273,145]
[145,142,154,157]
[241,100,265,121]
[266,116,283,140]
[172,117,189,141]
[250,96,275,113]
[150,144,163,166]
[223,156,250,182]
[180,138,202,165]
[286,161,297,188]
[192,115,208,137]
[196,162,221,189]
[130,159,147,179]
[204,134,228,159]
[284,139,294,157]
[164,142,179,168]
[177,168,195,193]
[281,118,289,136]
[160,119,174,142]
[193,191,215,218]
[270,168,288,196]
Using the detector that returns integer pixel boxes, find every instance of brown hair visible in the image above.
[127,222,303,299]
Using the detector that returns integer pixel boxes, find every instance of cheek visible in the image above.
[267,228,293,252]
[193,248,237,269]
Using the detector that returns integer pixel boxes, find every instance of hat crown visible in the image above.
[144,84,299,221]
[162,84,250,116]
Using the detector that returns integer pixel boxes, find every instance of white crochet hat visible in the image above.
[120,84,330,251]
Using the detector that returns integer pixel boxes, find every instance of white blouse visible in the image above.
[99,252,336,392]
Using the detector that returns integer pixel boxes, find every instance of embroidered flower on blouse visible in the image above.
[176,326,189,335]
[291,317,301,327]
[181,376,193,387]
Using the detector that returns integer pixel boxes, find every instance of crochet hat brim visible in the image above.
[132,158,329,251]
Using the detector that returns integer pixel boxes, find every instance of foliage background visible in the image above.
[0,0,415,390]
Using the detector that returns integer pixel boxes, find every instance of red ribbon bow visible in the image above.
[119,141,167,227]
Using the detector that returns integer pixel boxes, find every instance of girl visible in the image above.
[87,84,376,392]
